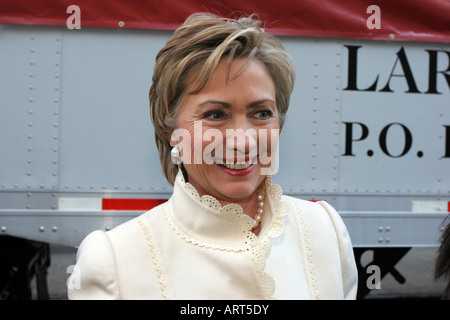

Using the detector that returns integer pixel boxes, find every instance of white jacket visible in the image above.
[68,171,358,299]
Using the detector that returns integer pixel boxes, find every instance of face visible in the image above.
[171,58,279,206]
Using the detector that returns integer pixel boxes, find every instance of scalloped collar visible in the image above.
[165,170,284,250]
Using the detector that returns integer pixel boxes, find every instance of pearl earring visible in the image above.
[171,145,182,165]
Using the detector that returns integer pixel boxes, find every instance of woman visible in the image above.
[68,13,358,300]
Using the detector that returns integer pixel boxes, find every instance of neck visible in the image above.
[204,190,260,218]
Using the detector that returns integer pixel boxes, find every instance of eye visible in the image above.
[203,110,224,121]
[254,109,273,120]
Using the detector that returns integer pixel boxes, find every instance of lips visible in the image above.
[218,161,252,170]
[214,158,257,171]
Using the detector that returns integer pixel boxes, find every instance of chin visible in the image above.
[215,181,258,201]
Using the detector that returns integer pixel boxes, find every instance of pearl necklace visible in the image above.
[252,186,265,230]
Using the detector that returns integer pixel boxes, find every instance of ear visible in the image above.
[167,129,175,147]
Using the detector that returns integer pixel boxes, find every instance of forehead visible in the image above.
[188,58,276,101]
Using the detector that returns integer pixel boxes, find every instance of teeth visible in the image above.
[216,160,253,170]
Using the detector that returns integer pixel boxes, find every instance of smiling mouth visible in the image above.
[215,160,255,170]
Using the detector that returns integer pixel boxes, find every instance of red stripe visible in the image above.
[0,0,449,43]
[448,201,450,213]
[102,198,167,211]
[101,198,326,210]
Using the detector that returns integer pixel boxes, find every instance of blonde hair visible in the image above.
[149,12,295,185]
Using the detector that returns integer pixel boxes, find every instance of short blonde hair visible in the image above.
[149,12,295,185]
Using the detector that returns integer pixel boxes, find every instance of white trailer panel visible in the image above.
[0,24,449,247]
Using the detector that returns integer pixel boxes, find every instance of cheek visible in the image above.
[202,128,225,163]
[258,127,280,153]
[170,120,197,164]
[175,121,224,164]
[257,128,279,172]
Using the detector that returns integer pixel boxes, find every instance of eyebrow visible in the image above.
[197,99,276,109]
[198,100,232,108]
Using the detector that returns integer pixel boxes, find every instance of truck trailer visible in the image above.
[0,0,449,299]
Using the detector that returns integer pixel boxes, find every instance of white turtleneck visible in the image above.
[68,171,357,300]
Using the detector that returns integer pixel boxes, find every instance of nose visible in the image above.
[225,118,257,161]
